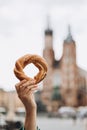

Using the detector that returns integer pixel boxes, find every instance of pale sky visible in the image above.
[0,0,87,91]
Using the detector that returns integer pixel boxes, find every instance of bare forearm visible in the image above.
[24,109,37,130]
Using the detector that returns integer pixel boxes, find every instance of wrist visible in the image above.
[25,107,37,116]
[24,102,37,111]
[25,108,37,130]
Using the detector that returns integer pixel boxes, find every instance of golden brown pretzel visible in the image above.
[14,54,48,84]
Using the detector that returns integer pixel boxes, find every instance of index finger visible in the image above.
[15,79,27,91]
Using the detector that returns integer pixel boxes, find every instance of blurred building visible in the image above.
[41,25,87,109]
[0,89,23,109]
[0,88,24,120]
[0,88,9,109]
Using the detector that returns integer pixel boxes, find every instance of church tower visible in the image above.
[41,19,55,105]
[43,18,54,67]
[61,26,79,107]
[62,25,76,65]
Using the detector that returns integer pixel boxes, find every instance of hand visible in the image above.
[15,79,38,113]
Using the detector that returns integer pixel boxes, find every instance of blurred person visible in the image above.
[15,79,40,130]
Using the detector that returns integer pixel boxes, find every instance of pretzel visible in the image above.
[14,54,48,84]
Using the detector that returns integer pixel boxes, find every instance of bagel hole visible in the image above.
[24,63,39,78]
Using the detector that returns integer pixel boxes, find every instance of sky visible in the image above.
[0,0,87,91]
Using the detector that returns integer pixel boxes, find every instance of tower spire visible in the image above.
[64,25,74,43]
[47,15,50,30]
[45,15,53,35]
[68,25,72,39]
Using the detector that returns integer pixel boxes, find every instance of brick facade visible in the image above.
[41,26,87,107]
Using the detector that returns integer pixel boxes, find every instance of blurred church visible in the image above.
[41,24,87,110]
